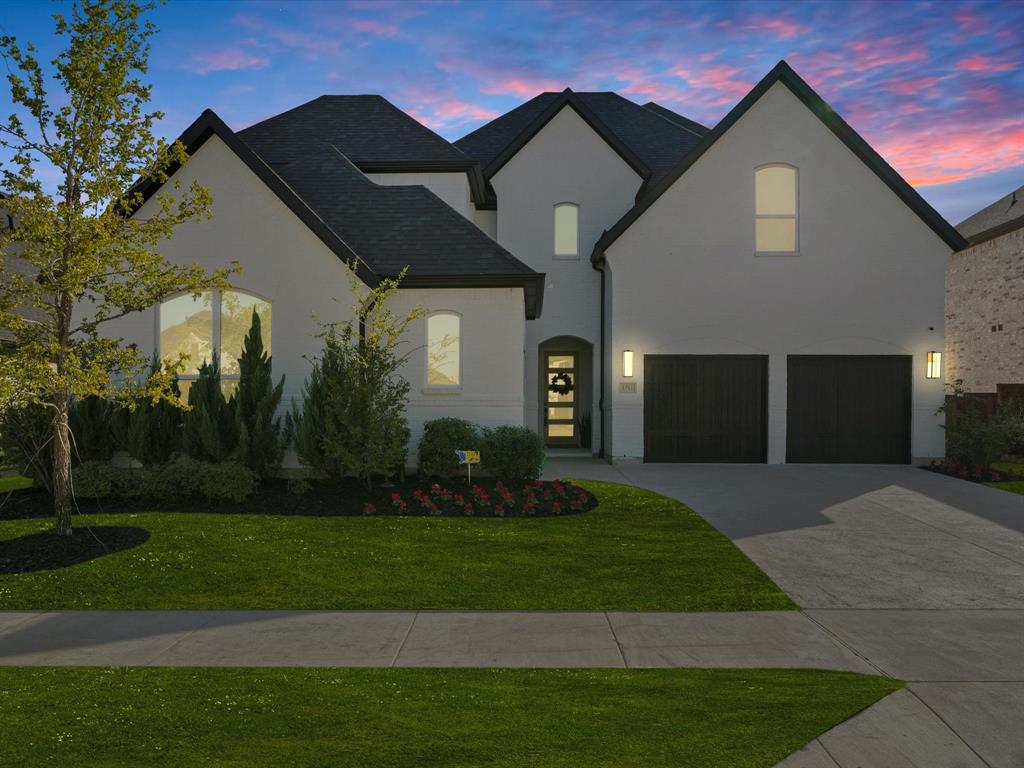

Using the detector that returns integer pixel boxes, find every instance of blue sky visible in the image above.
[2,0,1022,222]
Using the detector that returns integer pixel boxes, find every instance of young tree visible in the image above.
[235,310,285,475]
[181,356,237,464]
[290,264,422,488]
[0,0,235,535]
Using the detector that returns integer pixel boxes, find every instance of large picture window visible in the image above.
[755,164,798,253]
[554,202,579,258]
[426,311,460,388]
[158,289,271,398]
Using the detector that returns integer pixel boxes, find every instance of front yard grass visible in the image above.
[988,462,1024,496]
[0,480,795,610]
[0,475,32,493]
[0,667,900,768]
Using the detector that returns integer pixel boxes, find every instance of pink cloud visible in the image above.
[232,14,341,59]
[352,19,400,38]
[956,55,1018,73]
[482,77,563,99]
[884,76,942,95]
[191,48,269,75]
[745,17,808,40]
[407,99,500,130]
[847,38,927,71]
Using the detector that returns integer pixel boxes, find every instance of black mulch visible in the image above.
[0,526,151,574]
[0,478,596,521]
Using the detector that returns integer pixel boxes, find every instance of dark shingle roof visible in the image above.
[275,144,535,279]
[956,184,1024,244]
[641,102,709,137]
[454,91,705,185]
[239,95,471,168]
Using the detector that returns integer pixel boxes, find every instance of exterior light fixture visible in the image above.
[623,349,634,377]
[926,351,941,379]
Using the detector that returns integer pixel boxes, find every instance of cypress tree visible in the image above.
[181,355,237,463]
[235,310,285,475]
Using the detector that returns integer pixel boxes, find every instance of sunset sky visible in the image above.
[3,0,1022,223]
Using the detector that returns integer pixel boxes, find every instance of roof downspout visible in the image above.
[592,245,607,460]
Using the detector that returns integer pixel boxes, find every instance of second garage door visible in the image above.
[787,355,912,463]
[644,355,767,462]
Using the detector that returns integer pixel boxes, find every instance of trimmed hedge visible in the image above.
[73,458,256,502]
[417,418,481,478]
[482,425,545,481]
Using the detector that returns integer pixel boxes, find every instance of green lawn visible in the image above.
[0,480,795,610]
[987,462,1024,496]
[0,474,32,492]
[0,667,900,768]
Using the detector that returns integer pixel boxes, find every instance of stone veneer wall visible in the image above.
[945,227,1024,392]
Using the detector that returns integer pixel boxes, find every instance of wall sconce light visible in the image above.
[623,349,634,377]
[926,351,941,379]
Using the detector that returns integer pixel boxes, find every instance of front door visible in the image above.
[545,352,578,446]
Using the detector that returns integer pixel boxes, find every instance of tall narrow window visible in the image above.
[554,202,579,257]
[427,312,461,387]
[755,165,798,253]
[158,288,271,400]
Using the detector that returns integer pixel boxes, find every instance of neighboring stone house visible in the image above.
[58,60,966,465]
[945,185,1024,394]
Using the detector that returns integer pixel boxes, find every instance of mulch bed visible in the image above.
[0,478,596,520]
[922,461,1024,484]
[0,526,151,574]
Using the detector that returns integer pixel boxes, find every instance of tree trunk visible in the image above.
[51,398,73,536]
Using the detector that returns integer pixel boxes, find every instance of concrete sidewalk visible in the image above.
[0,609,872,669]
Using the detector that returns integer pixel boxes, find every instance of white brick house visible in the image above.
[106,60,965,465]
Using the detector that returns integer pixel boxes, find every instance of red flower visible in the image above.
[495,504,505,516]
[454,494,464,505]
[463,503,473,514]
[552,502,561,514]
[363,502,376,514]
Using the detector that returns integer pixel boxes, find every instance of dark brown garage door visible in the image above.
[644,355,767,462]
[787,356,911,463]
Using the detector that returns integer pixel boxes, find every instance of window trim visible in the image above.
[424,310,463,392]
[155,287,272,388]
[754,163,799,256]
[553,201,580,260]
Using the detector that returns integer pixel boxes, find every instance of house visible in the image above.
[946,185,1024,396]
[106,60,965,466]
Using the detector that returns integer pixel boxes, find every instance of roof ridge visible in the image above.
[639,101,707,139]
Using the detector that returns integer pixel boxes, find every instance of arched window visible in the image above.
[158,288,271,399]
[426,311,461,388]
[554,202,579,258]
[755,164,798,253]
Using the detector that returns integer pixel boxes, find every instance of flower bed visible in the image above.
[0,478,596,520]
[924,460,1024,484]
[369,480,592,517]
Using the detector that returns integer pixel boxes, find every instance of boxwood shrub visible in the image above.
[73,458,257,502]
[482,425,545,481]
[418,418,481,478]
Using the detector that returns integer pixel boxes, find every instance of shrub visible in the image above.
[68,395,114,463]
[234,311,285,476]
[0,404,54,492]
[72,460,130,498]
[181,357,238,463]
[418,418,480,477]
[73,457,256,502]
[290,266,419,487]
[482,425,545,481]
[110,358,184,466]
[943,391,1024,467]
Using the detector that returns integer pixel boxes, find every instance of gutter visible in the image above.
[592,244,607,459]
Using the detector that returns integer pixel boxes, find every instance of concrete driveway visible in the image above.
[545,459,1024,768]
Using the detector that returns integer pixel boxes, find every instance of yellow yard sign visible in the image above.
[455,449,481,481]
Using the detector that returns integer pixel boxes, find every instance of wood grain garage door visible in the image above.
[644,355,767,462]
[787,355,911,463]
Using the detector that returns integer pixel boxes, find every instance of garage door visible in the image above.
[787,356,911,463]
[644,355,767,462]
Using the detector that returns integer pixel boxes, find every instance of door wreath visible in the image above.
[548,372,575,395]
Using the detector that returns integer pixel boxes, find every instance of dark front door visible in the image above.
[786,355,911,463]
[545,352,578,446]
[644,355,767,462]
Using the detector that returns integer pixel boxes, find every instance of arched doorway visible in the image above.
[538,336,594,449]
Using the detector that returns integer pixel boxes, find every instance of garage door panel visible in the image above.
[788,355,911,464]
[645,355,767,462]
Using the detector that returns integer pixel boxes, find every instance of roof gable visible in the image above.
[957,184,1024,245]
[125,110,544,318]
[455,90,705,186]
[593,61,967,260]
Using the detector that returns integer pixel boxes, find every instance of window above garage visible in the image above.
[755,165,798,254]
